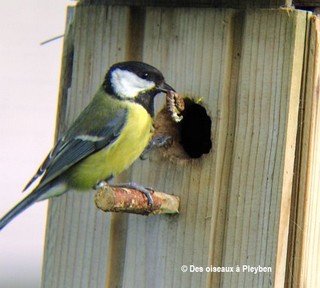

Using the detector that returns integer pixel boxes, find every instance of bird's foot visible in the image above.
[140,135,172,160]
[110,182,154,208]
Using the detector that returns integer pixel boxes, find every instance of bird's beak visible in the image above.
[156,82,175,93]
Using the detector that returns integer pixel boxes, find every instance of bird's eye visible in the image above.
[141,72,149,80]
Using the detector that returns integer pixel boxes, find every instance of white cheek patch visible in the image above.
[111,69,156,98]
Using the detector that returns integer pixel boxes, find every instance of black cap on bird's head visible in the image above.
[103,61,175,116]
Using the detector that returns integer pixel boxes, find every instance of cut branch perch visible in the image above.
[95,184,180,215]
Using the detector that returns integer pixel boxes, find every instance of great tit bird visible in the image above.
[0,61,174,230]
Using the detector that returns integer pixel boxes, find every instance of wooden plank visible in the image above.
[285,15,320,287]
[121,8,238,288]
[219,10,308,288]
[78,0,291,9]
[41,6,131,287]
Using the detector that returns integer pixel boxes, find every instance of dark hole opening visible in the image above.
[178,98,212,159]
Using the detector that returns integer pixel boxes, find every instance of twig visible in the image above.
[40,34,64,46]
[94,184,180,215]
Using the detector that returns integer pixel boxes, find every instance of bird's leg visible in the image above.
[140,134,172,160]
[110,182,154,208]
[94,175,114,190]
[94,180,109,190]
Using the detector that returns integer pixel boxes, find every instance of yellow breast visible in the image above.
[67,102,153,190]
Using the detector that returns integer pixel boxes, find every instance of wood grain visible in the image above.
[286,15,320,288]
[42,6,131,287]
[78,0,292,9]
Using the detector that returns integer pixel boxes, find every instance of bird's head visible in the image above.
[103,61,174,116]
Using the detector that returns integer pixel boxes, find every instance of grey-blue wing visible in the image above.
[24,108,127,190]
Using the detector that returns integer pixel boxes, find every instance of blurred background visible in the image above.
[0,1,76,287]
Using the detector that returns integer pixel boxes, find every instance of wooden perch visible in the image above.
[94,184,180,215]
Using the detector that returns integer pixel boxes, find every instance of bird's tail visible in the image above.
[0,185,49,230]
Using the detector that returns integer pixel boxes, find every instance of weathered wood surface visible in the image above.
[285,15,320,288]
[78,0,292,8]
[42,5,313,288]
